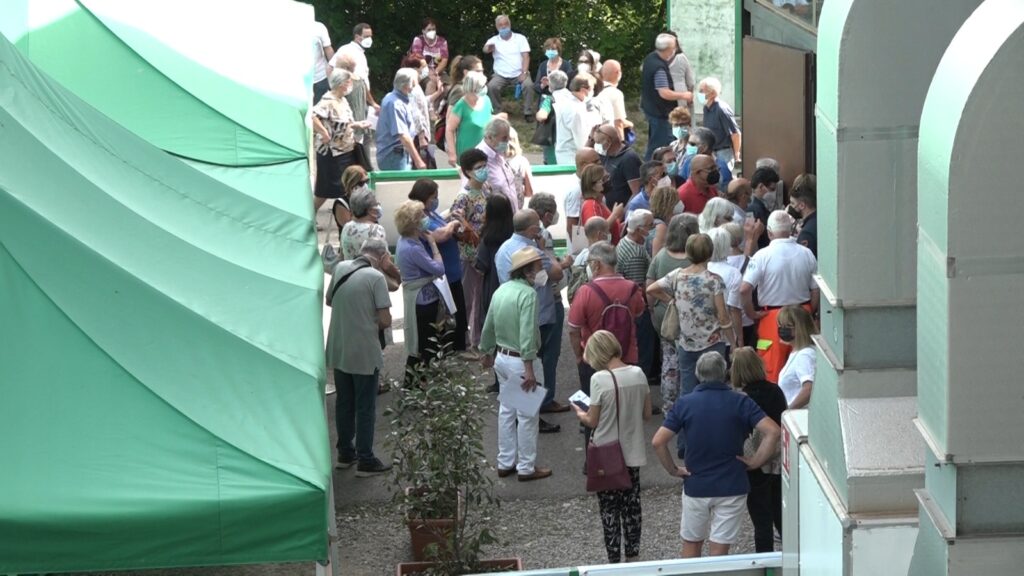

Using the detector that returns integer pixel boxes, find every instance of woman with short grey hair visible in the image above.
[312,69,373,212]
[445,70,494,167]
[534,70,571,165]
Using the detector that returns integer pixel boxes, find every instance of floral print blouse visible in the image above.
[341,220,386,260]
[656,268,725,352]
[312,91,356,156]
[449,184,490,261]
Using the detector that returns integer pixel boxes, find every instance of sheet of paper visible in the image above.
[432,277,458,315]
[568,390,591,407]
[496,359,546,417]
[365,107,379,131]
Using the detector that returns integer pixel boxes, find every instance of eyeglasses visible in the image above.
[358,180,370,186]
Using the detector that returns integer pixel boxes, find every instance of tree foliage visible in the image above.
[306,0,666,98]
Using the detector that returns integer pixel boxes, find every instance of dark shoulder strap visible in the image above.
[608,369,621,437]
[329,259,371,304]
[588,281,611,306]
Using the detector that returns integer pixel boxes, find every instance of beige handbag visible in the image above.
[659,270,681,341]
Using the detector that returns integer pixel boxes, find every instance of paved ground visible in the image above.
[70,146,765,576]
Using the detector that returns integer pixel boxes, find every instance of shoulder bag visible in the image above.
[659,269,681,342]
[586,370,634,492]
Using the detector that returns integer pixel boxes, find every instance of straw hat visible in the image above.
[509,247,542,273]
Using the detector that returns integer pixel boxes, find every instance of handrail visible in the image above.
[369,164,577,183]
[467,552,782,576]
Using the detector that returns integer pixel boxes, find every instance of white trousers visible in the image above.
[495,354,543,474]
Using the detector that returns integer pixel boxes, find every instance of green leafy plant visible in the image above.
[385,326,500,574]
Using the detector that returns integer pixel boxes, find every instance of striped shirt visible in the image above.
[615,236,651,286]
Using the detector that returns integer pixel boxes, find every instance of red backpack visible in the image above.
[587,281,639,347]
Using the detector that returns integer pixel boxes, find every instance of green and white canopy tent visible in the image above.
[0,1,330,573]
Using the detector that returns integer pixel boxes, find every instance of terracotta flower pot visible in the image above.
[404,487,465,561]
[396,558,523,575]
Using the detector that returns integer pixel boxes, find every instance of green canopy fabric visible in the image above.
[0,21,329,574]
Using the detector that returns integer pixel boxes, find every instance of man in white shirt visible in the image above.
[483,15,535,121]
[312,21,334,103]
[330,23,380,112]
[740,210,818,382]
[554,74,601,166]
[597,60,633,141]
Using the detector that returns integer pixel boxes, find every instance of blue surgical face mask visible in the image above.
[697,92,707,106]
[666,161,678,176]
[473,167,489,182]
[428,197,439,212]
[685,144,699,156]
[420,217,431,231]
[545,49,558,60]
[672,126,687,141]
[498,27,512,38]
[495,141,509,155]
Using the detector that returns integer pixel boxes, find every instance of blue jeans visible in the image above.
[635,309,657,379]
[644,114,673,160]
[335,368,379,463]
[675,341,728,458]
[715,147,736,173]
[539,302,565,408]
[377,146,411,171]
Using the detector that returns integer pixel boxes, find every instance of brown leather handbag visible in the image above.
[585,370,633,493]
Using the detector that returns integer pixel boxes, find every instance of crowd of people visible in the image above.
[318,15,822,564]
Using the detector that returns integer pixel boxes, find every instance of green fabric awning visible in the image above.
[0,14,329,573]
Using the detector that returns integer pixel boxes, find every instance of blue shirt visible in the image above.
[701,100,739,151]
[375,90,416,157]
[625,187,651,220]
[495,233,557,326]
[396,236,445,305]
[426,211,463,281]
[680,155,733,194]
[662,381,766,497]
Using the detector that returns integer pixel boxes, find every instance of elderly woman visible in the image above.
[329,165,369,236]
[535,69,570,165]
[647,233,735,398]
[506,129,534,207]
[707,227,744,348]
[698,197,735,233]
[649,185,683,256]
[341,186,384,260]
[534,37,574,97]
[312,69,373,211]
[450,149,490,349]
[669,107,692,161]
[646,213,698,410]
[579,164,625,244]
[395,200,446,383]
[446,71,493,167]
[408,178,468,353]
[731,347,787,553]
[572,330,652,564]
[776,305,818,408]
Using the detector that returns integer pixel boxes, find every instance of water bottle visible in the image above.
[514,82,522,100]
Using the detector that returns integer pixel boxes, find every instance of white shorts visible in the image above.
[680,493,747,544]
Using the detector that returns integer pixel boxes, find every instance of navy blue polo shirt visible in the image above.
[662,381,766,497]
[702,101,740,152]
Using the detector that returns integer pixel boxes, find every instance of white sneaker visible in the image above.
[325,382,336,395]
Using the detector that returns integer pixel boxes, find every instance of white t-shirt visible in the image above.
[725,254,754,327]
[554,97,600,165]
[331,42,370,89]
[565,176,583,219]
[708,261,742,311]
[596,83,627,124]
[778,346,816,405]
[742,238,817,306]
[312,22,332,82]
[485,33,530,78]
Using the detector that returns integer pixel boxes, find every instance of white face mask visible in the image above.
[594,142,607,156]
[550,212,560,226]
[577,63,591,74]
[673,201,685,215]
[424,30,437,40]
[419,67,430,80]
[359,37,373,50]
[656,176,672,189]
[533,269,549,288]
[586,263,595,280]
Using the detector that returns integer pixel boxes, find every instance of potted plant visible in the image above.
[386,330,522,574]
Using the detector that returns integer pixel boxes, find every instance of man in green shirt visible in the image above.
[481,247,553,482]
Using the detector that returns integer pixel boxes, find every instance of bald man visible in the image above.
[597,60,633,140]
[677,154,719,214]
[565,147,602,240]
[592,124,643,209]
[725,178,752,224]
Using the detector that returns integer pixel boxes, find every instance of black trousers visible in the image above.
[747,470,782,552]
[443,280,468,352]
[405,300,440,385]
